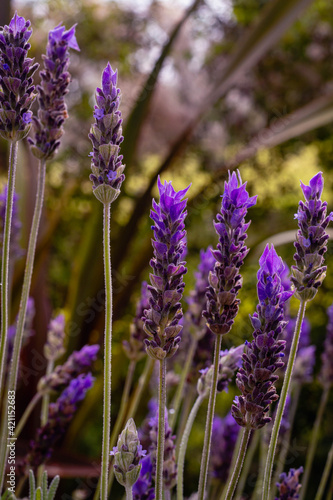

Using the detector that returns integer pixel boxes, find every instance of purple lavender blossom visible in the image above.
[89,62,125,204]
[133,455,155,500]
[38,343,99,393]
[210,413,240,482]
[203,170,257,335]
[149,407,177,491]
[23,373,94,472]
[319,303,333,389]
[275,467,303,500]
[144,178,190,360]
[232,245,293,429]
[292,172,332,301]
[44,313,66,361]
[123,281,150,361]
[28,24,79,160]
[0,185,22,261]
[0,12,39,141]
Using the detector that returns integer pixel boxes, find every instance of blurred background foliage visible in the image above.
[1,0,333,497]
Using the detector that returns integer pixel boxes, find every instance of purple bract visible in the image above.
[275,467,303,500]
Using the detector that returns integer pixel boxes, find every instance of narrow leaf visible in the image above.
[34,487,42,500]
[29,470,36,499]
[46,475,60,500]
[42,471,48,499]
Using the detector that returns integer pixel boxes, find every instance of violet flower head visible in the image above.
[144,178,190,360]
[203,170,257,335]
[0,185,22,261]
[23,373,94,472]
[28,24,79,160]
[123,281,150,362]
[44,313,66,361]
[38,343,99,393]
[291,172,333,301]
[133,454,155,500]
[232,245,293,430]
[275,467,303,500]
[0,12,39,141]
[210,413,240,482]
[319,303,333,389]
[89,62,125,205]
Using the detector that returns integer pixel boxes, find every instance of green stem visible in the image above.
[299,385,330,500]
[14,392,43,438]
[126,356,153,420]
[177,395,204,500]
[107,360,136,495]
[125,484,133,500]
[262,299,307,500]
[326,464,333,500]
[170,336,197,431]
[273,383,301,494]
[155,358,167,500]
[223,427,252,500]
[101,202,113,500]
[197,334,222,500]
[37,359,54,487]
[314,440,333,500]
[175,386,196,455]
[0,141,18,405]
[235,428,260,498]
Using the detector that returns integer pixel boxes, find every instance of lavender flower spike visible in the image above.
[28,24,79,160]
[292,172,333,301]
[232,244,293,429]
[0,12,39,141]
[204,170,257,335]
[23,373,94,473]
[144,178,190,360]
[44,314,66,361]
[275,467,303,500]
[89,62,125,205]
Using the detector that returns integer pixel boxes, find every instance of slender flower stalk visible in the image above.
[143,178,189,500]
[89,61,125,499]
[223,427,252,500]
[315,441,333,500]
[198,171,256,500]
[263,172,332,500]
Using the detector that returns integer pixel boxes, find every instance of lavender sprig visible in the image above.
[232,245,292,430]
[0,12,38,141]
[144,178,190,361]
[133,455,155,500]
[275,467,303,500]
[44,313,66,362]
[22,373,94,474]
[28,24,79,160]
[291,172,333,301]
[89,62,125,205]
[203,170,257,335]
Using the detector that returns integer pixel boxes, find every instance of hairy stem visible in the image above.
[175,386,196,455]
[0,141,18,404]
[223,427,252,500]
[262,299,307,500]
[235,428,260,498]
[155,358,167,500]
[170,336,197,431]
[314,440,333,500]
[300,385,330,500]
[125,484,133,500]
[177,394,204,500]
[101,202,113,500]
[198,334,222,500]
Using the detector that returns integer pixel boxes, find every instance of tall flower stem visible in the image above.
[101,202,113,500]
[198,334,222,500]
[126,356,153,420]
[0,153,46,493]
[223,427,252,500]
[156,358,167,500]
[177,394,204,500]
[0,141,18,404]
[273,384,301,490]
[170,337,197,431]
[106,359,136,496]
[235,429,260,498]
[300,385,330,500]
[315,441,333,500]
[125,485,133,500]
[176,385,196,454]
[262,299,307,500]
